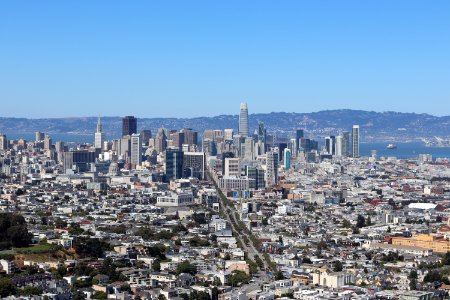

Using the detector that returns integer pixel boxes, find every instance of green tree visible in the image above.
[189,291,210,300]
[92,291,107,299]
[246,259,258,274]
[342,219,351,228]
[0,278,16,297]
[333,260,343,272]
[120,284,131,292]
[409,270,418,290]
[210,234,217,243]
[356,215,365,228]
[152,260,161,272]
[316,240,328,251]
[423,270,442,283]
[442,252,450,265]
[211,286,219,300]
[302,257,312,264]
[176,261,197,275]
[18,286,43,296]
[54,218,68,229]
[15,188,25,196]
[192,212,208,224]
[189,235,210,247]
[303,226,310,236]
[0,213,32,248]
[275,270,285,280]
[136,227,154,240]
[73,291,86,300]
[230,270,250,287]
[74,237,110,258]
[56,265,68,278]
[148,244,167,260]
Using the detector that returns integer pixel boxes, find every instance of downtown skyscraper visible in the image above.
[352,125,360,158]
[122,116,137,137]
[94,116,105,149]
[130,133,142,165]
[239,102,249,137]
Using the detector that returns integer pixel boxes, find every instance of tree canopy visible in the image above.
[0,213,32,249]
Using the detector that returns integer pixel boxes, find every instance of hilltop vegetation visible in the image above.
[0,213,32,250]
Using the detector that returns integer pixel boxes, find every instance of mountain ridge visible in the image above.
[1,109,449,142]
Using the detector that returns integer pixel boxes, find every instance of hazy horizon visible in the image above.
[0,108,449,120]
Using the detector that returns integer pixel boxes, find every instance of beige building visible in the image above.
[312,269,354,289]
[391,234,450,253]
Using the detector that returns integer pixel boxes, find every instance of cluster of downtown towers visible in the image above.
[59,103,360,186]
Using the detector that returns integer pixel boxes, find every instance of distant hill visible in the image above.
[0,109,449,142]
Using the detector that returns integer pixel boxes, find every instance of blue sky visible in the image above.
[0,1,449,118]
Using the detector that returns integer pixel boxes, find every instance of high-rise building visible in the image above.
[277,143,288,161]
[302,138,318,153]
[122,116,137,137]
[55,141,65,153]
[224,129,234,141]
[284,148,291,170]
[140,130,152,146]
[258,122,266,144]
[183,152,206,180]
[255,141,265,156]
[95,116,105,149]
[165,147,183,181]
[155,128,168,153]
[44,134,52,150]
[243,137,254,161]
[342,131,351,157]
[63,150,96,173]
[296,129,304,152]
[325,136,336,155]
[119,136,131,159]
[202,139,217,156]
[181,128,198,146]
[266,149,279,186]
[352,125,360,158]
[203,129,223,142]
[233,134,243,157]
[55,141,65,163]
[0,134,8,151]
[170,131,185,150]
[35,131,45,142]
[130,134,142,166]
[335,135,343,157]
[289,138,297,157]
[239,102,249,137]
[246,166,265,190]
[224,157,240,177]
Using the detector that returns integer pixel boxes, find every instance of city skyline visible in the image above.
[1,1,449,118]
[1,2,450,298]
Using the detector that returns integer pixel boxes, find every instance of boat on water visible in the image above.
[387,144,397,149]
